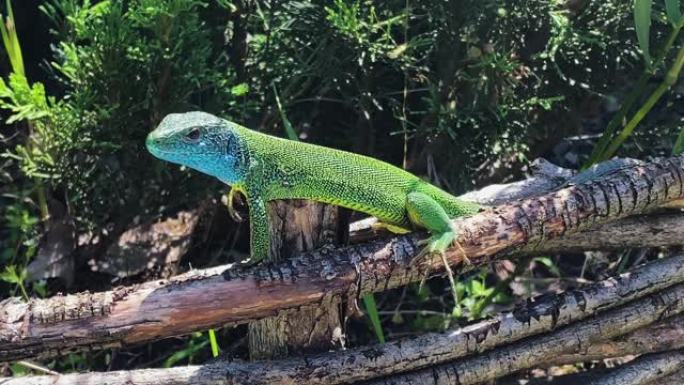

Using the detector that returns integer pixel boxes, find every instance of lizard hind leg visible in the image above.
[406,192,467,260]
[406,192,469,311]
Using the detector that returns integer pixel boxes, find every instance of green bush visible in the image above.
[4,0,650,234]
[35,0,241,230]
[5,0,682,372]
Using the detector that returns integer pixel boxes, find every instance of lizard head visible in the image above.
[146,111,248,185]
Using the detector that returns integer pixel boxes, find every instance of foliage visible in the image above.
[0,0,680,374]
[586,0,684,165]
[29,0,240,230]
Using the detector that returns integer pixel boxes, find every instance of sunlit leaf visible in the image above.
[230,83,249,96]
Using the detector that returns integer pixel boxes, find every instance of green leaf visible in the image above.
[230,83,249,96]
[0,265,25,285]
[362,293,385,343]
[163,339,208,368]
[665,0,682,27]
[533,256,562,277]
[634,0,653,65]
[1,0,25,76]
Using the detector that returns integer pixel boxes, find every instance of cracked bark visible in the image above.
[582,350,684,385]
[367,284,684,385]
[515,350,684,385]
[2,155,684,362]
[547,314,684,366]
[6,282,683,385]
[247,200,346,359]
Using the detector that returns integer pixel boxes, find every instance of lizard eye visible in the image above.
[184,128,201,142]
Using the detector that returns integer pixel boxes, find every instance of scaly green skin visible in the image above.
[146,111,481,262]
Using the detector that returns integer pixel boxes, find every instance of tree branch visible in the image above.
[548,314,684,366]
[2,155,684,361]
[6,283,683,385]
[584,350,684,385]
[525,212,684,253]
[519,350,684,385]
[367,285,684,385]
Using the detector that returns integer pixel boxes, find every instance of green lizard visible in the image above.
[146,111,481,263]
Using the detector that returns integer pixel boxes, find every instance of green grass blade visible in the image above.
[2,0,24,75]
[665,0,682,27]
[362,293,385,343]
[634,0,653,66]
[163,338,209,368]
[271,83,298,141]
[207,328,220,357]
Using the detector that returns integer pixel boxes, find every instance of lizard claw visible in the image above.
[222,188,244,222]
[451,240,471,265]
[412,231,467,315]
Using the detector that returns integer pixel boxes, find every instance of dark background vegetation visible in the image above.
[0,0,682,378]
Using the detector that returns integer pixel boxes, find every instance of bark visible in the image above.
[584,350,684,385]
[520,351,684,385]
[5,285,683,385]
[367,284,684,385]
[2,155,684,361]
[547,314,684,366]
[524,212,684,253]
[352,213,684,252]
[248,200,346,359]
[660,370,684,385]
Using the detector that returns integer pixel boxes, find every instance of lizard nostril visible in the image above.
[145,133,159,150]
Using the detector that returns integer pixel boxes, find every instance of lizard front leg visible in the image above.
[225,187,245,222]
[246,194,270,263]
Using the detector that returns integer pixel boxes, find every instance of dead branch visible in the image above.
[525,212,684,253]
[583,350,684,385]
[548,314,684,366]
[2,155,684,362]
[641,369,684,385]
[5,283,683,385]
[504,355,684,385]
[524,350,684,385]
[3,257,683,385]
[352,213,684,253]
[366,284,684,385]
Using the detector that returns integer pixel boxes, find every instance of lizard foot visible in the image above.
[222,187,245,222]
[413,231,464,314]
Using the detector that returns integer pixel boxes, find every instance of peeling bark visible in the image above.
[2,155,684,362]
